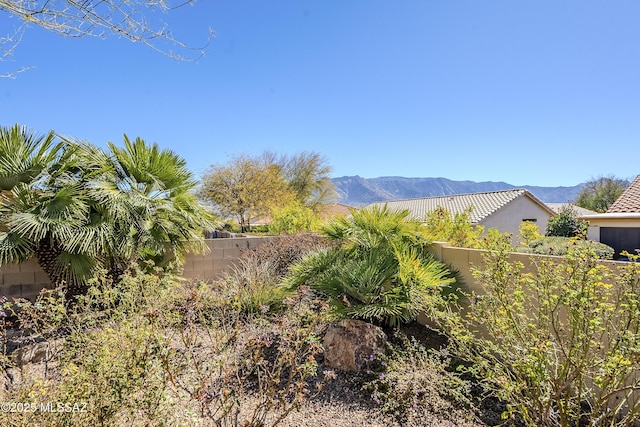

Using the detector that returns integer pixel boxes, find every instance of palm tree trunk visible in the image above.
[34,236,87,301]
[34,237,65,287]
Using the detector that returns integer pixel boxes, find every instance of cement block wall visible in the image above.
[180,237,274,281]
[0,237,276,300]
[0,258,51,301]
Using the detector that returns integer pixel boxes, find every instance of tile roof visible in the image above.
[607,175,640,213]
[368,189,544,224]
[319,203,353,220]
[546,203,598,217]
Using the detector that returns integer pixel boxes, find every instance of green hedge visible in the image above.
[515,236,614,259]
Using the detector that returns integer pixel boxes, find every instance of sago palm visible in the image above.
[285,205,454,327]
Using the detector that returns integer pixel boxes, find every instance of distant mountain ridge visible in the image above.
[332,176,584,206]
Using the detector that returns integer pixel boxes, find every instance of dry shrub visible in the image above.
[242,233,334,278]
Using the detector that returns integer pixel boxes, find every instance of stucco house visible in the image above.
[580,175,640,259]
[368,189,555,242]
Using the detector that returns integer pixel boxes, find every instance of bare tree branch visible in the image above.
[0,0,212,76]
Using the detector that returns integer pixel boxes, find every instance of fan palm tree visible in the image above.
[0,125,218,299]
[0,124,63,191]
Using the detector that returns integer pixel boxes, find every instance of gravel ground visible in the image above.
[241,322,490,427]
[240,372,487,427]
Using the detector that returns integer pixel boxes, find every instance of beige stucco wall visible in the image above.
[479,195,551,243]
[427,240,622,296]
[586,217,640,242]
[0,237,276,301]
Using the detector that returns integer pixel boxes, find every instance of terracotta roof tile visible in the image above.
[607,175,640,213]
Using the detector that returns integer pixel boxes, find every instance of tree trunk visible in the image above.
[34,236,87,302]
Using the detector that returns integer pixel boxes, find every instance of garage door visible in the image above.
[600,227,640,259]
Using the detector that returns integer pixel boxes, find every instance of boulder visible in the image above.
[13,339,63,366]
[323,319,387,372]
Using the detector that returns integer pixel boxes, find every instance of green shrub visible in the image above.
[546,205,588,238]
[423,206,484,248]
[221,257,291,314]
[518,221,543,246]
[517,236,614,259]
[442,242,640,426]
[269,202,320,234]
[285,205,455,327]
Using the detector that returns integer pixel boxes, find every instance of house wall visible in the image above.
[479,195,551,242]
[0,237,276,301]
[585,218,640,258]
[588,218,640,242]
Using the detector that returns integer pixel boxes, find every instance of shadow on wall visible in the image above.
[0,237,278,301]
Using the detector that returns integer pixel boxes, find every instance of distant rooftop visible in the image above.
[546,203,598,217]
[368,189,550,224]
[607,175,640,213]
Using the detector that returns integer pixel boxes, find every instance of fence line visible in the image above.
[0,237,277,301]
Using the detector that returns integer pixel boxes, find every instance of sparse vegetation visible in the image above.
[517,236,615,259]
[0,266,330,427]
[441,238,640,426]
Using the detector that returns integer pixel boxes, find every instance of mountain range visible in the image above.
[331,176,585,207]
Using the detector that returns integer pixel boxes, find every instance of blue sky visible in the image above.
[2,1,639,187]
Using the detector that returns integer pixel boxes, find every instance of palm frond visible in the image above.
[0,124,62,191]
[54,251,99,285]
[0,231,34,264]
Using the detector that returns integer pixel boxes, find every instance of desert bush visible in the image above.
[269,202,320,235]
[219,233,333,314]
[242,233,333,278]
[517,236,614,259]
[221,257,291,314]
[442,240,640,426]
[422,206,485,248]
[360,332,471,425]
[0,266,329,427]
[518,221,543,246]
[285,205,455,327]
[159,285,330,427]
[546,205,588,238]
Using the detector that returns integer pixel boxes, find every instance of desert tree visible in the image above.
[575,175,629,213]
[277,151,336,210]
[199,154,294,232]
[0,0,212,77]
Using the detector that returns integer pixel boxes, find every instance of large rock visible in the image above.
[323,319,387,372]
[13,339,63,366]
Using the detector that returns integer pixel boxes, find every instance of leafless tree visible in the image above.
[1,0,212,77]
